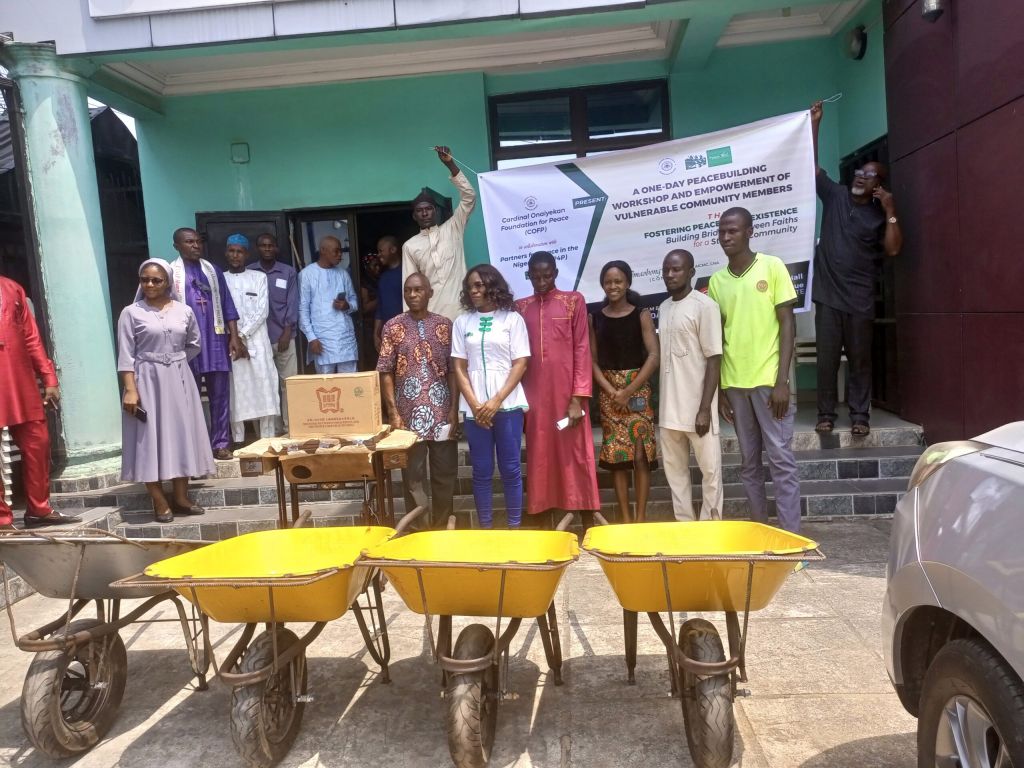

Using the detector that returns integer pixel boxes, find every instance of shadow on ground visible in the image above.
[799,732,916,768]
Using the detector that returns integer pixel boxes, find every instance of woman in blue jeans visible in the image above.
[451,265,530,528]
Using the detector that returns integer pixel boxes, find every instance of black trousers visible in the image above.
[815,303,873,423]
[402,440,458,529]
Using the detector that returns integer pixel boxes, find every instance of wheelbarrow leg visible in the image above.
[536,601,564,686]
[351,573,392,683]
[623,609,638,685]
[725,611,747,684]
[438,615,452,688]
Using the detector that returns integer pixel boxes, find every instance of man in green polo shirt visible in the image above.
[708,207,801,532]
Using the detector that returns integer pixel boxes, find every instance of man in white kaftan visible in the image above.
[223,235,280,443]
[401,145,476,321]
[299,236,360,374]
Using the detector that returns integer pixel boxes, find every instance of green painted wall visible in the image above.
[135,28,886,265]
[136,72,492,264]
[671,37,842,175]
[832,0,888,162]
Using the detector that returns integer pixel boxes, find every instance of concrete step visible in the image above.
[105,475,909,539]
[51,444,921,514]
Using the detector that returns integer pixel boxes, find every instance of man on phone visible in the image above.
[298,235,359,374]
[810,101,902,437]
[0,276,80,530]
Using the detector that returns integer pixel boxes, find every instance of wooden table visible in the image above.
[237,445,412,529]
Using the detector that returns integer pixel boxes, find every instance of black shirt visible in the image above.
[813,172,886,317]
[592,306,647,370]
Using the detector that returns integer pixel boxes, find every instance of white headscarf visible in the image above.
[134,258,179,302]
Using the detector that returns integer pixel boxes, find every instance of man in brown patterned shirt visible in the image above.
[377,273,459,528]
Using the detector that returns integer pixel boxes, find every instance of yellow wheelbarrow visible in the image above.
[114,512,406,768]
[361,510,579,768]
[582,520,824,768]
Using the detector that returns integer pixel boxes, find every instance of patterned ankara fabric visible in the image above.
[596,370,658,472]
[376,312,454,441]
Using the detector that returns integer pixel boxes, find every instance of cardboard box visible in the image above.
[285,372,383,438]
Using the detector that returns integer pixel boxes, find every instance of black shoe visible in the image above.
[154,508,174,523]
[213,448,233,461]
[24,511,82,528]
[170,502,205,516]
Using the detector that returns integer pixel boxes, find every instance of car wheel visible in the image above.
[917,638,1024,768]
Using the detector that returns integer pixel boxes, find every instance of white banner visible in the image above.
[479,110,816,310]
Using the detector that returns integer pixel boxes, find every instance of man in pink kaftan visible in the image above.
[514,251,601,522]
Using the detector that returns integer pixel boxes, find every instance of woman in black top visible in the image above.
[588,261,659,522]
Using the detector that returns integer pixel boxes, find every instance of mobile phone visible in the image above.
[134,407,148,423]
[336,292,346,301]
[628,396,646,413]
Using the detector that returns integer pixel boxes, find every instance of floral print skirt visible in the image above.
[597,369,659,472]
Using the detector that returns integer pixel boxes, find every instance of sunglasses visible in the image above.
[853,170,880,179]
[139,277,167,285]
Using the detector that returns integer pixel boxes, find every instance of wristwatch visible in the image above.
[887,215,898,224]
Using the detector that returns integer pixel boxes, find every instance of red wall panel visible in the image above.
[883,0,917,30]
[957,95,1024,313]
[956,0,1024,125]
[884,5,956,161]
[896,313,964,442]
[892,135,961,315]
[963,314,1024,436]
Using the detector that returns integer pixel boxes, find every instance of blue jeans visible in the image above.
[314,360,357,374]
[463,409,524,528]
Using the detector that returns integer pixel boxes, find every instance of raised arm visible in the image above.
[810,100,823,173]
[435,146,476,230]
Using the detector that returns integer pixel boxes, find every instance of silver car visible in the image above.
[885,422,1024,767]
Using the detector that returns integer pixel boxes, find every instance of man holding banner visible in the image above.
[402,145,476,322]
[515,251,601,526]
[810,101,902,437]
[710,207,801,533]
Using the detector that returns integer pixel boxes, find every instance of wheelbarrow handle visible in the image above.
[291,509,313,529]
[592,511,611,527]
[393,505,429,535]
[555,513,575,532]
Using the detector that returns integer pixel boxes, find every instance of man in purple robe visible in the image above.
[170,228,243,459]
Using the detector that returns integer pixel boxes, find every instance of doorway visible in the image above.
[196,196,450,373]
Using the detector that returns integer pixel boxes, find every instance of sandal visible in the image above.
[851,422,871,437]
[815,419,834,433]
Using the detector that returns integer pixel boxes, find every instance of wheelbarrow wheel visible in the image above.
[230,628,307,768]
[679,618,734,768]
[446,624,497,768]
[21,618,128,757]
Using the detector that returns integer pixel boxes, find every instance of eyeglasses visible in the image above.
[853,170,880,179]
[139,277,166,285]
